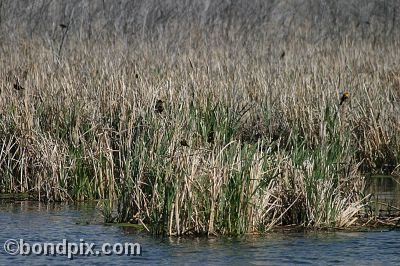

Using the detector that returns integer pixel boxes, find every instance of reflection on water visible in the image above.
[0,201,400,265]
[366,175,400,217]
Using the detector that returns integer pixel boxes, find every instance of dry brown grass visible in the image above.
[0,36,399,234]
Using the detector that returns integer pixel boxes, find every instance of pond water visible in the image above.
[0,201,399,265]
[0,175,399,265]
[366,175,400,217]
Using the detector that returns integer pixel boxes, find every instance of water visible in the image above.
[1,200,400,265]
[366,175,400,217]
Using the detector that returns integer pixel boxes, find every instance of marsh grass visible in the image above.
[0,36,399,235]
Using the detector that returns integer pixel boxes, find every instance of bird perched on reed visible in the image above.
[13,80,25,91]
[180,139,189,147]
[155,99,164,113]
[339,91,350,105]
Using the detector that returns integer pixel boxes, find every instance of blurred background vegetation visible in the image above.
[1,0,399,43]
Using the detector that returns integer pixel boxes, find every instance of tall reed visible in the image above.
[0,36,399,234]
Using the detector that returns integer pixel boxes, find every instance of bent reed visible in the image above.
[1,36,399,235]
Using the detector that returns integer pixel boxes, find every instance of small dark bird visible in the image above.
[180,139,189,147]
[207,130,215,144]
[13,81,25,91]
[155,99,164,113]
[339,92,350,105]
[280,51,285,59]
[59,23,67,29]
[135,73,139,79]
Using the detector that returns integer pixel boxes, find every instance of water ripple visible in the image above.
[1,201,399,265]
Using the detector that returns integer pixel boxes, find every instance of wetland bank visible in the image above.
[0,0,400,236]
